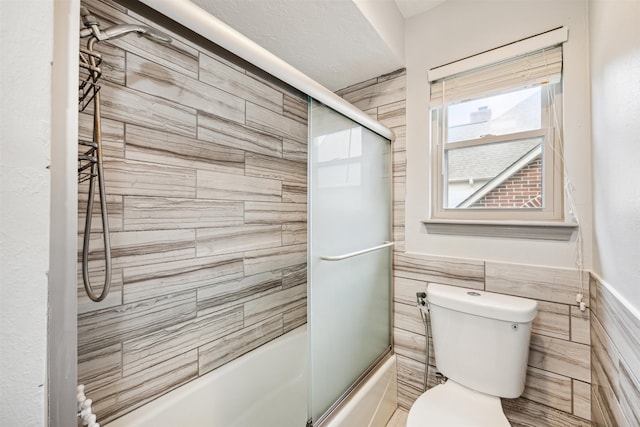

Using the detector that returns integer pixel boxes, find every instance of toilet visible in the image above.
[407,283,538,427]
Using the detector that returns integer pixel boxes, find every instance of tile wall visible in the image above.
[590,274,640,426]
[77,0,307,422]
[338,71,593,427]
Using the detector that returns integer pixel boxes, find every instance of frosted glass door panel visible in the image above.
[308,100,392,423]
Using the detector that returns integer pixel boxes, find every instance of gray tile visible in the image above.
[573,379,591,421]
[571,305,591,345]
[78,190,124,233]
[282,263,306,289]
[196,271,282,314]
[199,52,283,113]
[78,291,196,355]
[591,338,629,427]
[122,305,243,375]
[502,397,591,427]
[532,300,570,340]
[92,229,196,270]
[619,360,640,427]
[195,225,282,257]
[521,366,572,413]
[394,302,426,335]
[283,302,307,333]
[394,252,484,289]
[198,315,284,375]
[591,387,616,427]
[243,243,306,276]
[123,254,244,304]
[99,81,197,137]
[282,223,307,246]
[282,183,307,204]
[78,342,122,391]
[591,314,621,399]
[78,113,125,160]
[393,327,426,363]
[394,276,427,306]
[397,354,426,392]
[397,380,422,411]
[245,152,306,185]
[244,201,307,224]
[124,197,244,231]
[92,350,198,425]
[283,137,308,162]
[246,101,307,143]
[486,262,589,306]
[77,264,123,314]
[595,280,640,385]
[103,158,196,198]
[244,284,306,327]
[339,75,406,112]
[378,101,406,129]
[196,170,281,202]
[283,94,308,124]
[125,124,245,175]
[198,112,283,157]
[528,334,591,383]
[126,52,245,124]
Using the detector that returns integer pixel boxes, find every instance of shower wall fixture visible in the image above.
[77,7,172,302]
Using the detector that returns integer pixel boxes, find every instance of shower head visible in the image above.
[79,7,172,44]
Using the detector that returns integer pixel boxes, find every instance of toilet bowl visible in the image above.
[406,283,537,427]
[406,380,510,427]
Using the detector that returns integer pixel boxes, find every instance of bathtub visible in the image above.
[105,325,397,427]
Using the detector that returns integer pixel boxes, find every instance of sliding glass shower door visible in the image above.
[307,99,392,425]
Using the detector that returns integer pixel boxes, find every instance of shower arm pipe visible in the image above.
[138,0,395,143]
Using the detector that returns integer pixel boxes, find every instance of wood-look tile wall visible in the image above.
[77,0,307,423]
[590,274,640,427]
[338,71,593,426]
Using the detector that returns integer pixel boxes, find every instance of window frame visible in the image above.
[429,83,564,222]
[422,29,572,239]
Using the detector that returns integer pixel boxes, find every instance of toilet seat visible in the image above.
[406,380,511,427]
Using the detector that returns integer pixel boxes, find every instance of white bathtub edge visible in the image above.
[321,354,398,427]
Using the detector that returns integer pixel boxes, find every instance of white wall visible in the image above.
[0,1,53,425]
[589,0,640,310]
[404,0,592,269]
[353,0,406,66]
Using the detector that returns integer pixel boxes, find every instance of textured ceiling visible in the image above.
[191,0,413,91]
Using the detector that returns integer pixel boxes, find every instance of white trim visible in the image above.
[592,271,640,323]
[422,220,577,241]
[139,0,394,142]
[428,27,568,82]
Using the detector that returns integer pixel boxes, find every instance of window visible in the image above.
[429,29,567,226]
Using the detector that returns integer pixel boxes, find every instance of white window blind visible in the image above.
[430,45,562,106]
[429,27,567,106]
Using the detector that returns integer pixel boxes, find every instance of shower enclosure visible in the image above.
[72,1,394,425]
[308,99,393,425]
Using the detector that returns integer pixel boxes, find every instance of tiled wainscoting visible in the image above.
[393,254,592,426]
[77,0,307,422]
[590,274,640,426]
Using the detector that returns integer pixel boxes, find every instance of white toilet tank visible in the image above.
[427,283,537,399]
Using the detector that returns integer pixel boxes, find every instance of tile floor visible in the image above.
[386,408,409,427]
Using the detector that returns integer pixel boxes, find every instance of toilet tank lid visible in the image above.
[427,283,538,323]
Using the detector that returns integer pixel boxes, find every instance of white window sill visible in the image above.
[422,219,578,241]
